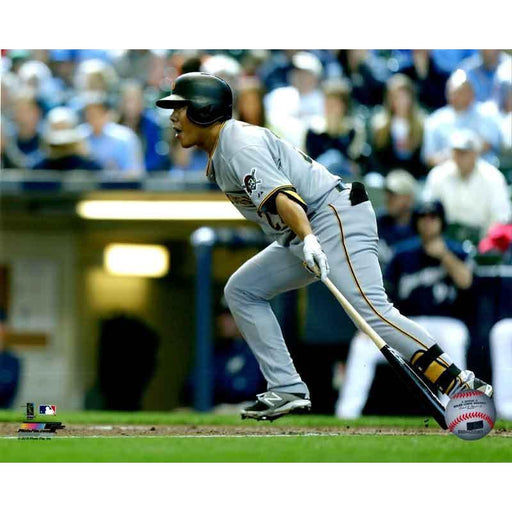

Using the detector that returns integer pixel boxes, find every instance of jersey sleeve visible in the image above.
[229,145,307,214]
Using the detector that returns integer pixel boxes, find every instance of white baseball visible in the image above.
[445,390,496,441]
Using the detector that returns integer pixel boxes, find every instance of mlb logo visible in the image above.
[39,404,57,415]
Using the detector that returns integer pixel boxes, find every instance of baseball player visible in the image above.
[156,72,493,420]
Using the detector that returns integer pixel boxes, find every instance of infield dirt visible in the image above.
[1,422,511,437]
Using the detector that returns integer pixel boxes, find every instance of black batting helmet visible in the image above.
[156,72,233,126]
[412,200,447,233]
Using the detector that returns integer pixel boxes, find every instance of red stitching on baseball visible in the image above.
[451,391,484,399]
[448,411,494,432]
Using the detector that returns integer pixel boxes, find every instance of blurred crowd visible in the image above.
[1,49,510,179]
[2,49,511,244]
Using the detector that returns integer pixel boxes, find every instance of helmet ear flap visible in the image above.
[187,103,214,125]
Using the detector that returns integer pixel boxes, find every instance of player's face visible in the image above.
[170,107,201,148]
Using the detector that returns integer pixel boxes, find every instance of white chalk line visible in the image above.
[0,433,344,440]
[0,432,445,440]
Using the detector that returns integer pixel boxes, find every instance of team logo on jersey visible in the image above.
[243,168,262,195]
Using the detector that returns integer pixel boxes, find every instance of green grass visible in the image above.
[1,410,511,462]
[1,435,511,462]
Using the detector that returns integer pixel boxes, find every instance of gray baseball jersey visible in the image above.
[208,119,340,244]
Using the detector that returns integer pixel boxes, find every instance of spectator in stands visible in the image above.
[74,58,118,93]
[335,50,389,107]
[460,50,512,104]
[498,62,512,136]
[472,61,512,179]
[179,52,203,74]
[112,50,167,88]
[11,89,44,168]
[430,50,477,74]
[239,50,271,79]
[236,77,267,127]
[258,50,338,92]
[1,71,21,121]
[6,49,31,74]
[336,200,472,418]
[258,50,299,92]
[0,313,21,409]
[422,70,503,167]
[17,59,61,113]
[117,80,170,171]
[370,74,427,179]
[201,54,242,97]
[398,50,449,111]
[264,51,325,148]
[376,169,418,267]
[305,78,366,179]
[74,50,115,63]
[79,92,145,173]
[32,107,102,171]
[494,65,512,179]
[424,129,511,241]
[69,59,119,113]
[1,118,25,169]
[47,50,78,106]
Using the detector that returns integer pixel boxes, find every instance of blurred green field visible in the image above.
[0,410,510,462]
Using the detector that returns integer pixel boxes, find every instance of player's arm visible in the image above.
[275,192,312,240]
[275,192,330,279]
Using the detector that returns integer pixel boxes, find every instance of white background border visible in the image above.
[2,0,509,508]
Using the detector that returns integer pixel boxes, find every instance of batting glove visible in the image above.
[303,234,330,280]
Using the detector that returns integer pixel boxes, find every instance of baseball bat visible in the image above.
[319,273,448,429]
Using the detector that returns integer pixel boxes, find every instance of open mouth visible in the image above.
[173,126,183,137]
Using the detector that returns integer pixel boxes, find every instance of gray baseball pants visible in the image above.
[224,185,455,396]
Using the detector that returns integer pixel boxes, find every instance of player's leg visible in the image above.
[335,330,384,418]
[224,241,315,398]
[309,186,491,398]
[489,319,512,420]
[335,316,468,416]
[410,316,468,368]
[410,316,469,405]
